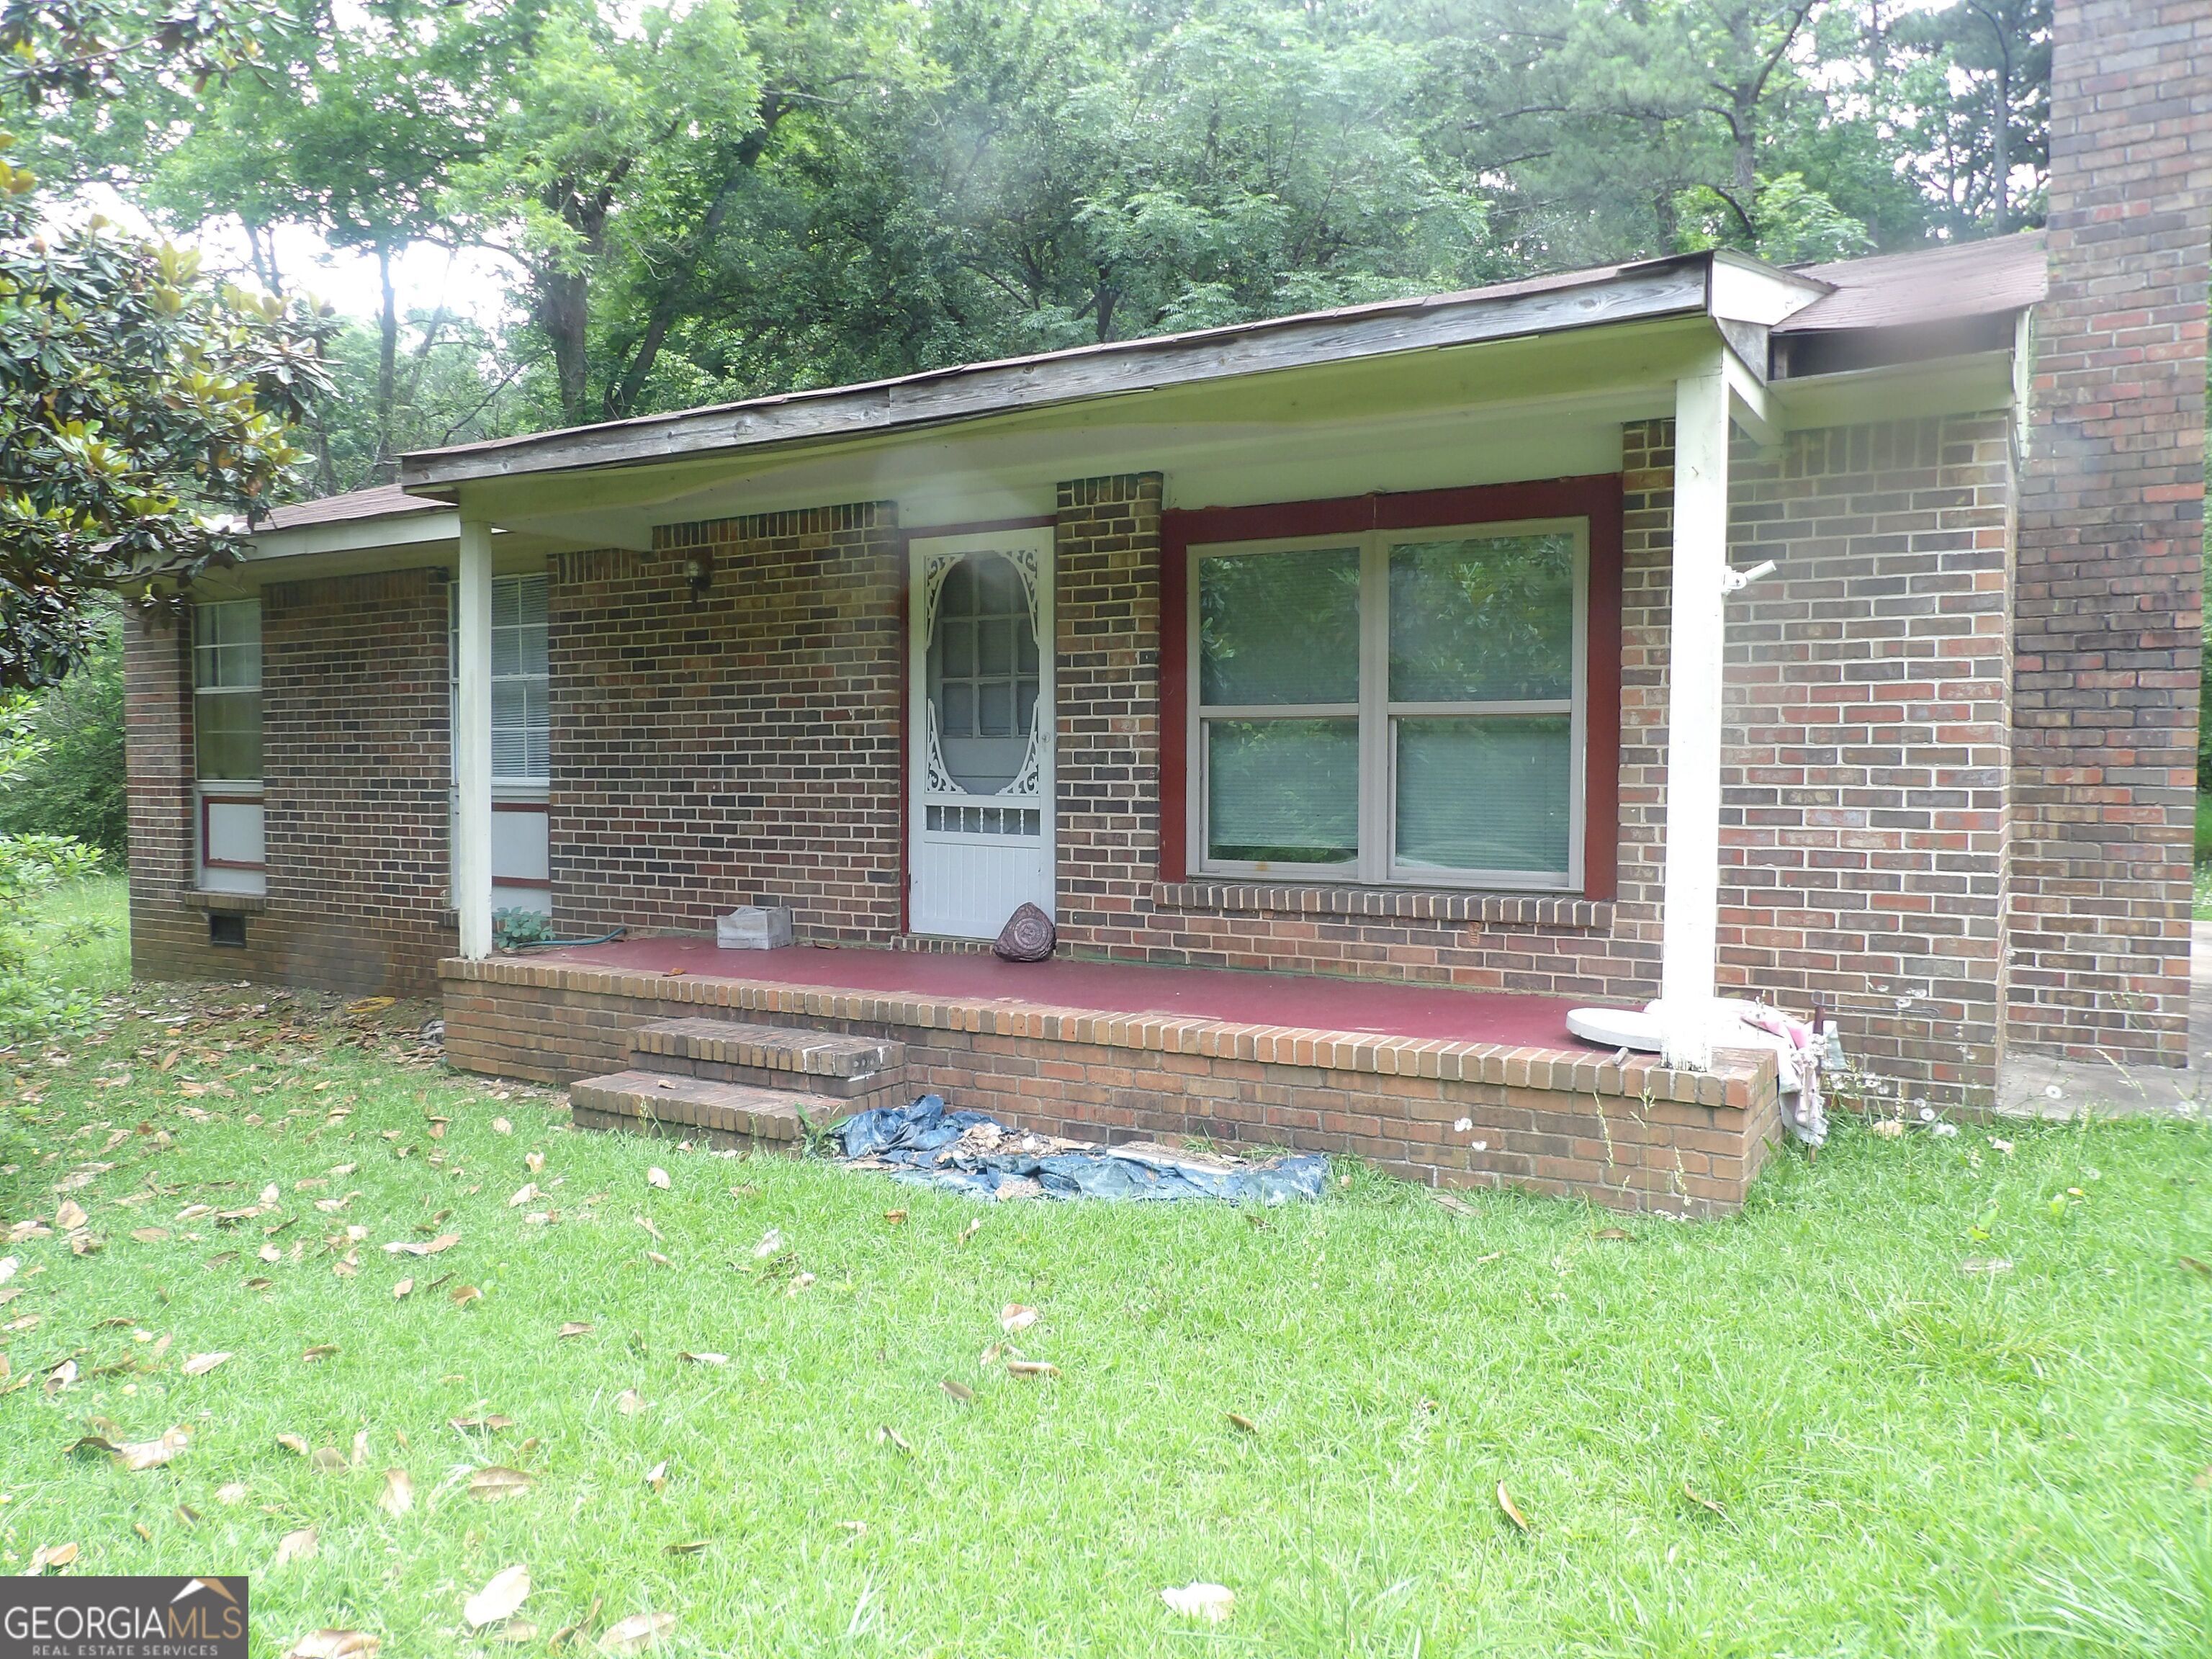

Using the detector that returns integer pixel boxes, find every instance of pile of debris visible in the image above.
[833,1095,1328,1205]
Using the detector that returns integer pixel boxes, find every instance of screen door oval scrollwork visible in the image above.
[909,530,1055,937]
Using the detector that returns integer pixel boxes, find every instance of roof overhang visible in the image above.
[400,251,1832,496]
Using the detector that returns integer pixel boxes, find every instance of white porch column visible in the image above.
[453,515,495,960]
[1658,356,1730,1071]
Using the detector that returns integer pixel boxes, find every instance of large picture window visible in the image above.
[1189,518,1586,889]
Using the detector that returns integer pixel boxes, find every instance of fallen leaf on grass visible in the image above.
[677,1351,727,1367]
[28,1542,79,1573]
[132,1228,169,1244]
[999,1304,1038,1334]
[273,1527,319,1568]
[750,1228,782,1259]
[1226,1413,1258,1434]
[392,1278,413,1300]
[57,1200,88,1231]
[785,1272,814,1295]
[45,1359,78,1395]
[493,1117,513,1136]
[492,1624,538,1646]
[1682,1482,1727,1519]
[940,1377,973,1403]
[1005,1359,1058,1379]
[216,1482,247,1505]
[464,1565,531,1629]
[311,1447,348,1472]
[1960,1256,2013,1276]
[598,1613,675,1654]
[958,1218,982,1245]
[276,1434,311,1457]
[1496,1481,1531,1533]
[882,1209,906,1226]
[662,1541,707,1556]
[377,1469,414,1516]
[114,1428,190,1470]
[526,1151,545,1173]
[1592,1227,1633,1241]
[2178,1256,2211,1277]
[1160,1583,1232,1624]
[451,1286,483,1307]
[382,1233,458,1257]
[875,1425,912,1456]
[559,1321,593,1339]
[0,1256,16,1284]
[615,1390,648,1416]
[508,1184,539,1209]
[302,1344,338,1364]
[644,1460,669,1493]
[646,1167,670,1190]
[469,1467,536,1501]
[181,1352,231,1377]
[451,1413,515,1434]
[284,1631,381,1658]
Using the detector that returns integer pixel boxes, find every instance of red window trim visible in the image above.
[1156,475,1623,901]
[197,790,268,873]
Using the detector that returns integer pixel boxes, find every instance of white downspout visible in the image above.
[454,515,495,960]
[1658,356,1731,1071]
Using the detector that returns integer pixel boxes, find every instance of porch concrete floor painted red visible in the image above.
[532,936,1610,1049]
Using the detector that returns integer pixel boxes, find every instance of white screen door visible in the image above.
[909,529,1055,938]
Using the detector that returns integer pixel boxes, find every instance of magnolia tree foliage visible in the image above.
[0,0,331,690]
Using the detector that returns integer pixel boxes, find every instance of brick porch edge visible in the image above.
[440,956,1785,1216]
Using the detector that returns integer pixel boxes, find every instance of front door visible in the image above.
[908,529,1055,938]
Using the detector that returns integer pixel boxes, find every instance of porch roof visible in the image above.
[396,249,1802,495]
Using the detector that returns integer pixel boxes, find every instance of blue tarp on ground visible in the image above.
[833,1094,1329,1205]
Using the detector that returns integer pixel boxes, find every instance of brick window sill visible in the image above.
[1151,881,1612,930]
[183,891,266,914]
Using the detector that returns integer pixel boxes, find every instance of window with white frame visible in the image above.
[450,573,549,783]
[451,572,552,913]
[1189,519,1586,890]
[194,598,266,891]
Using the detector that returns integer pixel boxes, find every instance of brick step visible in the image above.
[626,1017,906,1105]
[570,1069,846,1149]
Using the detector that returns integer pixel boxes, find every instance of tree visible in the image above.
[1892,0,2051,236]
[441,0,776,426]
[0,0,332,689]
[147,3,480,480]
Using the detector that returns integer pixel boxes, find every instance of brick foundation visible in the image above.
[440,956,1783,1218]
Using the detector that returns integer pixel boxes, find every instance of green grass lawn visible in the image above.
[4,878,2211,1657]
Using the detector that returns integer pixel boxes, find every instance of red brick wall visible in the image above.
[125,569,454,996]
[1722,417,2017,1110]
[2008,0,2211,1065]
[1044,432,2015,1110]
[123,608,199,978]
[546,505,906,941]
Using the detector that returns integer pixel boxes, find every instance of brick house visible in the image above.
[125,0,2208,1214]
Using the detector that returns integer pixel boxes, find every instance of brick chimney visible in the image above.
[2008,0,2212,1069]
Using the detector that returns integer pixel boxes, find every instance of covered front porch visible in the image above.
[439,940,1783,1217]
